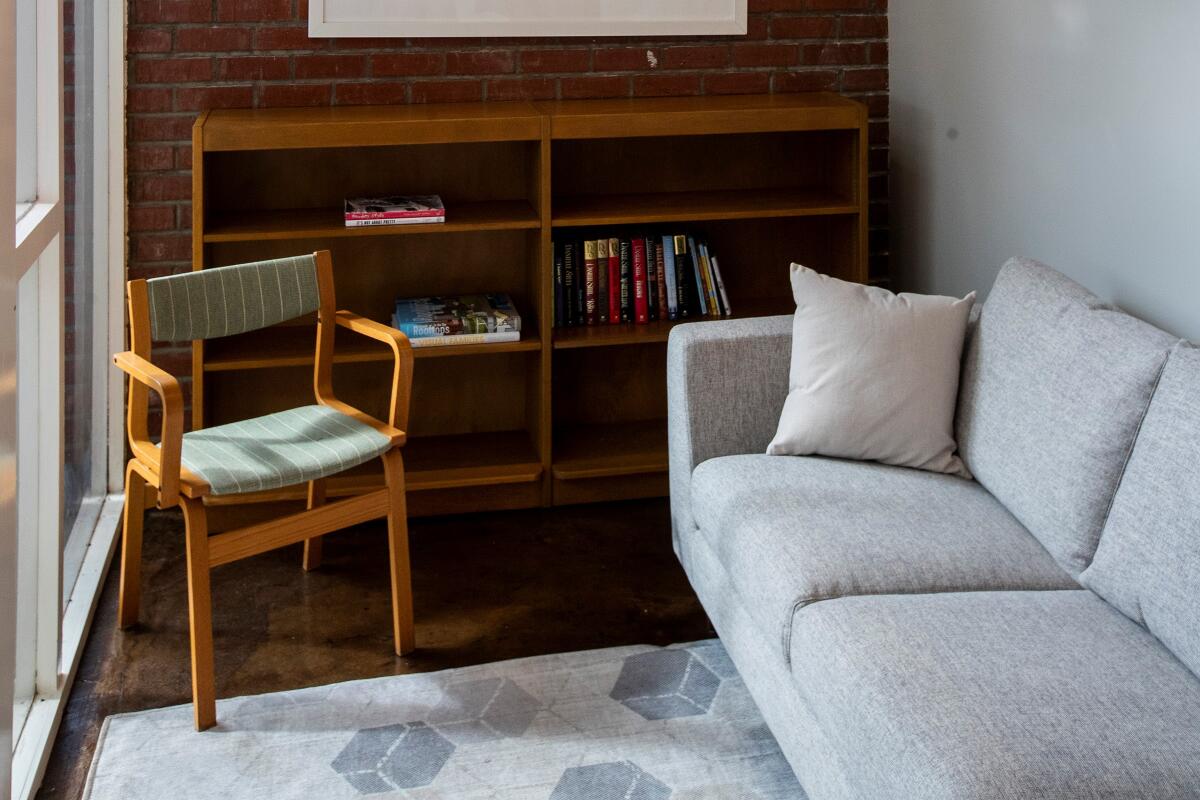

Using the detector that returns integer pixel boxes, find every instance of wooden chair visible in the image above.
[114,250,415,731]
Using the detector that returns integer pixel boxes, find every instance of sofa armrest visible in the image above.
[667,315,793,541]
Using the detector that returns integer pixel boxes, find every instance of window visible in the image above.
[4,0,125,797]
[14,0,38,213]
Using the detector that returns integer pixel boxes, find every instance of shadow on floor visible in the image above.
[35,498,713,799]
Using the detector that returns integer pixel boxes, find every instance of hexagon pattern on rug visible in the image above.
[610,648,722,720]
[331,722,455,794]
[549,760,672,800]
[87,641,808,800]
[427,676,541,743]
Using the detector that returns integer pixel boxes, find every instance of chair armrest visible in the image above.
[666,315,793,542]
[113,350,185,507]
[332,311,414,435]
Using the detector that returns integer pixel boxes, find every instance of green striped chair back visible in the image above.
[144,255,321,341]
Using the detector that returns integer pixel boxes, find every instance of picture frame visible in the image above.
[308,0,748,38]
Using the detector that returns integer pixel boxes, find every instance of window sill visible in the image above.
[10,494,124,800]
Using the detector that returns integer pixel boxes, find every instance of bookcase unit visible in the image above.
[190,93,868,519]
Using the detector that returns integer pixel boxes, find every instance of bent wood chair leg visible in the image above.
[118,461,149,630]
[181,497,217,731]
[302,479,327,572]
[382,449,415,656]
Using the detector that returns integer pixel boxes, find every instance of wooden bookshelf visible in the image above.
[191,93,868,517]
[205,200,540,243]
[551,188,858,228]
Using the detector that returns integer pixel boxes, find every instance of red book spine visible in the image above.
[632,237,650,324]
[583,240,598,326]
[607,237,621,325]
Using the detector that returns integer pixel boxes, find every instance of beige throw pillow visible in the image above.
[767,264,975,477]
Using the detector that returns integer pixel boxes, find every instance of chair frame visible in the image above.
[113,249,415,731]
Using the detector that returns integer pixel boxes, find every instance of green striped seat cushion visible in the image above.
[177,405,391,496]
[145,255,320,341]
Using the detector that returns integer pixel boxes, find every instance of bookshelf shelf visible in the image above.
[552,420,668,481]
[192,94,868,517]
[405,430,543,491]
[204,326,542,372]
[551,302,789,349]
[551,188,858,229]
[204,200,540,243]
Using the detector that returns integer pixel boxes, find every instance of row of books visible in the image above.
[345,194,446,228]
[391,294,521,347]
[554,234,732,328]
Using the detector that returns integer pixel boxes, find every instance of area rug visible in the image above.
[82,640,806,799]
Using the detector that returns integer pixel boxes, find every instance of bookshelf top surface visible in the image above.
[538,92,865,138]
[198,101,544,151]
[197,93,866,151]
[538,92,859,117]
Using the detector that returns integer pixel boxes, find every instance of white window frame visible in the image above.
[3,0,128,797]
[309,0,748,38]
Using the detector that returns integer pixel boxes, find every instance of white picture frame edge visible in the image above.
[308,2,748,38]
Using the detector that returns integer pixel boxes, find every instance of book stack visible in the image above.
[344,194,446,228]
[552,234,731,327]
[391,294,521,347]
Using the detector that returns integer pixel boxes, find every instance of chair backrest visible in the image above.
[143,254,321,341]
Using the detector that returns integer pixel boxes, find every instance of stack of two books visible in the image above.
[344,195,445,228]
[391,294,522,348]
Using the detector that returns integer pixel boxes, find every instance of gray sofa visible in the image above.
[667,258,1200,799]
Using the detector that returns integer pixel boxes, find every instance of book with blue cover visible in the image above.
[392,294,521,347]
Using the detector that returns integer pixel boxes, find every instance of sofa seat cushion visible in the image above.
[789,591,1200,800]
[689,454,1075,666]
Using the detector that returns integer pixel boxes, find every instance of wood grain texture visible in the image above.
[538,93,863,139]
[552,420,668,481]
[191,94,868,513]
[118,461,148,630]
[382,449,416,655]
[181,497,216,731]
[551,188,858,228]
[302,478,327,572]
[206,489,391,567]
[204,200,539,243]
[201,102,543,151]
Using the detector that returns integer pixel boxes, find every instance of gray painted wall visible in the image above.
[890,1,1200,341]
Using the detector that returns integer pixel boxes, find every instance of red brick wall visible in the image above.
[128,0,889,385]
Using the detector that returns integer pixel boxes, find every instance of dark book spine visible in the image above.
[596,238,610,324]
[583,240,598,326]
[553,241,565,328]
[618,238,633,323]
[573,239,585,325]
[673,235,691,318]
[645,236,659,321]
[563,241,577,326]
[632,237,650,324]
[654,240,669,320]
[607,237,621,325]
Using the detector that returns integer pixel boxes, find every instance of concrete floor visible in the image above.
[35,498,714,799]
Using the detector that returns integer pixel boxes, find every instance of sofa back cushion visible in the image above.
[1081,343,1200,677]
[956,258,1177,576]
